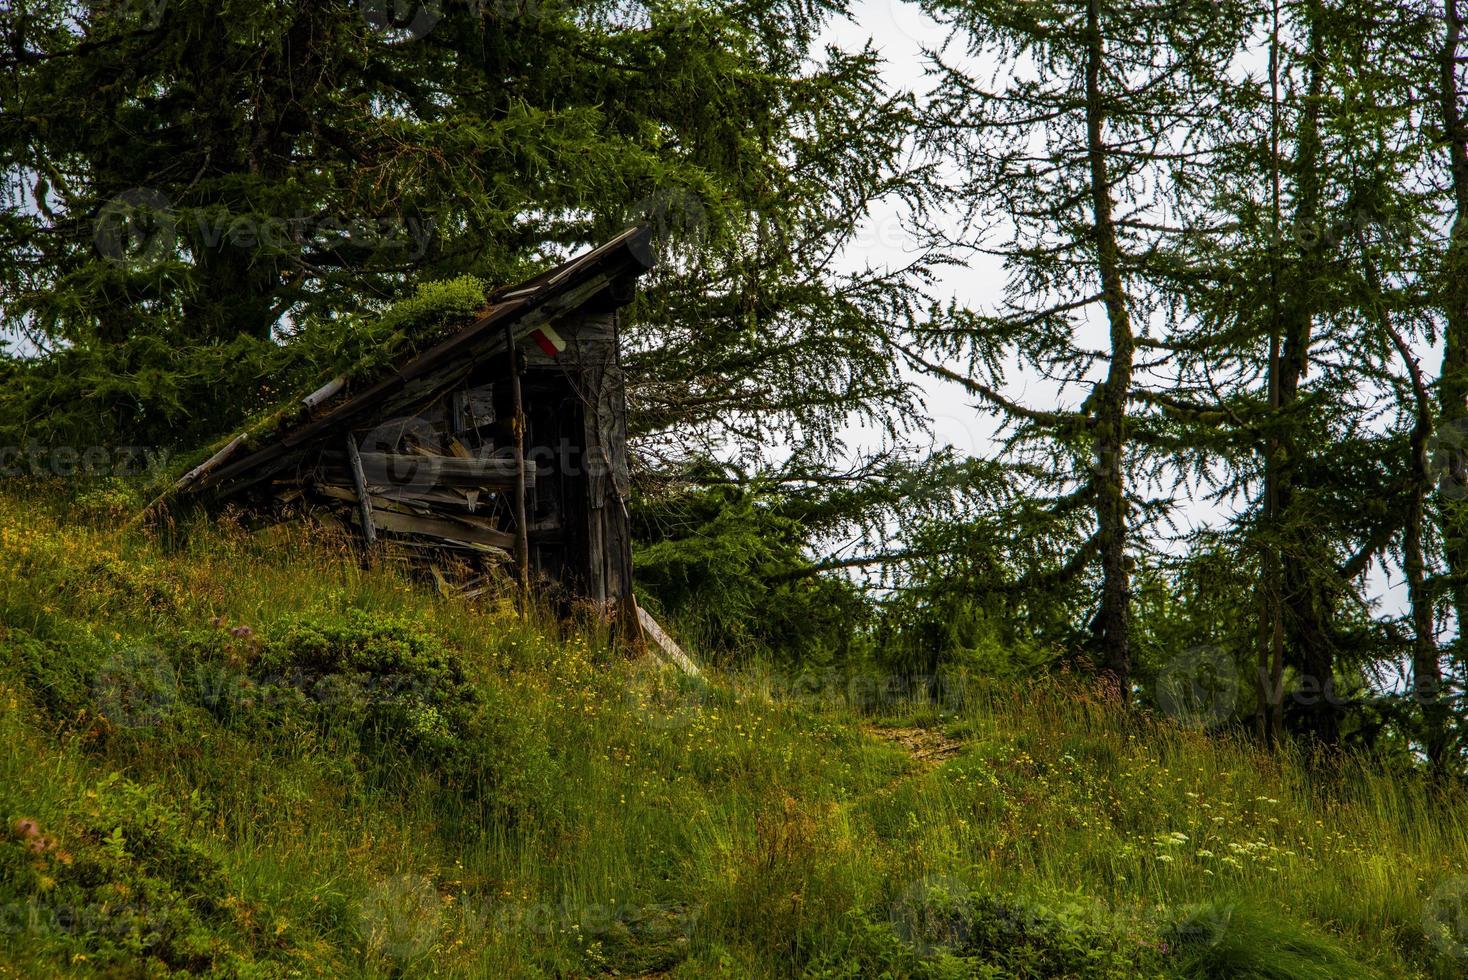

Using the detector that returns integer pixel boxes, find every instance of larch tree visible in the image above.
[1433,0,1468,715]
[1162,0,1447,750]
[913,0,1247,696]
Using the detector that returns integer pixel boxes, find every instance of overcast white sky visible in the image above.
[823,1,994,448]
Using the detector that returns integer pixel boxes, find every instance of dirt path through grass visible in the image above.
[861,723,963,772]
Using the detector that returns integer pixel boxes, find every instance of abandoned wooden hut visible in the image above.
[174,226,655,619]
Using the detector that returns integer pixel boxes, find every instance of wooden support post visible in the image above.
[450,390,468,436]
[504,325,531,596]
[344,434,378,548]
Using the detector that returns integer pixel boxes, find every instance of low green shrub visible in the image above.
[1168,901,1380,979]
[810,890,1163,980]
[247,611,480,763]
[0,772,268,975]
[211,610,555,823]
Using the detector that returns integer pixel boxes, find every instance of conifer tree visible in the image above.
[913,0,1246,696]
[1,1,939,468]
[1433,0,1468,700]
[1154,0,1445,749]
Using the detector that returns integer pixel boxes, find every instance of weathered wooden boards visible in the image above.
[574,314,634,607]
[314,465,521,556]
[354,508,514,552]
[184,241,648,499]
[354,453,530,489]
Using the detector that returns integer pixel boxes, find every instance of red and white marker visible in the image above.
[529,323,566,358]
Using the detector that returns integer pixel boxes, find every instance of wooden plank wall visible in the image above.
[575,312,634,607]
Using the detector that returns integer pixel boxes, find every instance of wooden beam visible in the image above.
[319,483,481,511]
[174,435,246,491]
[636,603,701,676]
[316,483,440,516]
[505,324,531,595]
[302,375,347,415]
[344,435,377,547]
[342,453,536,489]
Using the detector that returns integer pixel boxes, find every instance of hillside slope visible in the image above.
[0,485,1465,978]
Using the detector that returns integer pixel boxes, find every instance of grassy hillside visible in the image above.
[1,483,1465,978]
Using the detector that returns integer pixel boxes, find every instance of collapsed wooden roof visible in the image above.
[175,225,655,500]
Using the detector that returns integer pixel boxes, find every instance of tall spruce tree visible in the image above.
[1,1,939,466]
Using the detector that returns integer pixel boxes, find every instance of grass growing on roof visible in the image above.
[153,275,492,496]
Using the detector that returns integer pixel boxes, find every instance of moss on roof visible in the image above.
[157,276,493,495]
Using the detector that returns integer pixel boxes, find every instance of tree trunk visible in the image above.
[1084,0,1136,697]
[1361,243,1445,768]
[1438,0,1468,688]
[1407,427,1447,768]
[1257,0,1286,746]
[1276,0,1342,747]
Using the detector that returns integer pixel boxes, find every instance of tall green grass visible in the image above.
[0,482,1464,977]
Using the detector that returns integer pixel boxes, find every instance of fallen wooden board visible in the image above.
[349,507,517,551]
[370,536,510,559]
[321,481,491,512]
[636,604,701,677]
[316,483,483,521]
[302,375,347,415]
